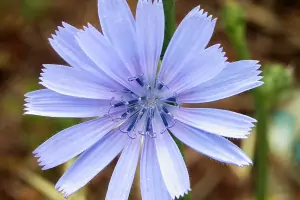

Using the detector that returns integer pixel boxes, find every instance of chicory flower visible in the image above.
[25,0,262,199]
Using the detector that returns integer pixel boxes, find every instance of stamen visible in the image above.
[165,96,177,103]
[138,96,147,101]
[146,85,152,91]
[127,131,137,139]
[159,106,176,134]
[139,107,156,138]
[126,117,138,132]
[108,95,142,119]
[137,107,147,121]
[121,112,127,119]
[114,106,139,122]
[113,102,125,107]
[119,115,138,139]
[167,117,176,128]
[121,88,139,99]
[128,73,145,87]
[147,131,157,138]
[128,73,152,90]
[127,99,139,105]
[119,108,146,135]
[110,88,138,99]
[108,97,126,118]
[163,93,180,108]
[109,97,116,107]
[161,105,170,114]
[110,75,179,139]
[156,79,169,91]
[110,88,129,93]
[109,97,126,108]
[160,112,168,127]
[136,77,144,87]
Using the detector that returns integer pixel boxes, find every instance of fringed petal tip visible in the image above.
[215,157,252,168]
[178,59,264,103]
[35,157,49,171]
[49,22,77,36]
[24,89,110,118]
[33,150,55,171]
[171,121,253,167]
[170,189,190,199]
[139,0,163,4]
[24,91,35,98]
[219,154,252,168]
[170,107,256,139]
[55,185,73,199]
[53,181,79,198]
[153,130,190,200]
[186,5,217,22]
[54,176,81,198]
[234,159,253,168]
[174,188,192,199]
[23,105,41,116]
[233,152,253,167]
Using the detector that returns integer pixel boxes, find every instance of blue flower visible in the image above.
[24,0,263,199]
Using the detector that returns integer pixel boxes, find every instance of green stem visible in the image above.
[230,26,269,200]
[162,0,176,58]
[253,92,268,200]
[221,2,269,200]
[161,1,190,200]
[226,28,250,60]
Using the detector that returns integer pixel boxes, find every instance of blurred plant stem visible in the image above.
[162,1,191,200]
[162,0,176,58]
[222,1,268,200]
[17,168,65,200]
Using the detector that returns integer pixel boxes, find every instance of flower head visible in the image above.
[25,0,263,199]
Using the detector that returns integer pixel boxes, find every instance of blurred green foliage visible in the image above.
[21,0,50,19]
[258,64,293,108]
[222,2,293,200]
[222,0,250,59]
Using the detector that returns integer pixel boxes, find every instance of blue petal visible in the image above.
[169,106,256,138]
[34,117,118,170]
[55,129,128,198]
[159,6,217,87]
[152,110,190,199]
[25,89,110,118]
[154,131,190,199]
[98,0,139,75]
[76,25,145,96]
[49,23,123,89]
[105,135,141,200]
[140,137,172,200]
[136,0,164,86]
[179,60,263,103]
[50,23,97,72]
[160,44,227,98]
[40,64,118,99]
[171,120,252,167]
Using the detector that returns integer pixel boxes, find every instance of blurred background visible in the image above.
[0,0,300,199]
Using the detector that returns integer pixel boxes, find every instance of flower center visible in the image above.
[107,74,178,139]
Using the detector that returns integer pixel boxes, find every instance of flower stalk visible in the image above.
[222,2,268,200]
[162,0,176,58]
